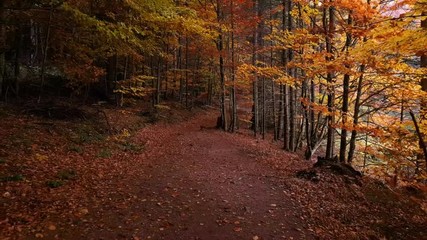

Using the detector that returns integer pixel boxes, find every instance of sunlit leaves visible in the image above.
[114,75,156,98]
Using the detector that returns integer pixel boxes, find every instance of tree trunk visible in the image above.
[164,45,169,99]
[269,0,277,141]
[230,0,237,132]
[283,84,289,150]
[339,12,352,163]
[410,110,427,170]
[217,0,227,131]
[106,55,117,99]
[348,65,365,163]
[38,3,54,103]
[208,63,213,105]
[13,24,23,99]
[178,39,183,103]
[252,0,259,136]
[282,0,290,150]
[0,0,5,99]
[286,0,295,151]
[348,0,369,162]
[325,5,335,160]
[419,9,427,169]
[155,57,161,105]
[185,37,189,108]
[278,84,284,140]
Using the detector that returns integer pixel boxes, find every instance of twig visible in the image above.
[96,109,113,134]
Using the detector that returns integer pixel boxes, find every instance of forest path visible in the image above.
[4,107,426,240]
[82,109,314,240]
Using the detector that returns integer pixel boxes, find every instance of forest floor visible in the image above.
[1,102,427,240]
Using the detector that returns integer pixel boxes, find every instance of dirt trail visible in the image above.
[3,108,427,240]
[2,109,313,240]
[79,110,313,240]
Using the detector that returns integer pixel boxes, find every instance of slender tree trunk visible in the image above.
[348,65,365,162]
[278,84,284,140]
[339,12,352,163]
[339,75,350,162]
[348,0,369,162]
[173,48,177,98]
[208,62,213,105]
[252,0,259,136]
[13,24,23,98]
[272,80,277,140]
[410,110,427,170]
[106,55,117,99]
[178,40,184,103]
[289,75,295,151]
[419,10,427,169]
[302,76,311,159]
[217,0,227,131]
[38,3,54,103]
[421,12,427,94]
[117,56,128,107]
[230,0,237,132]
[309,79,316,145]
[260,4,266,139]
[185,37,189,108]
[262,77,266,139]
[0,0,5,99]
[283,85,289,150]
[325,4,336,159]
[304,78,315,160]
[287,0,295,151]
[150,56,155,107]
[269,0,277,141]
[155,57,161,105]
[164,45,169,99]
[282,0,290,150]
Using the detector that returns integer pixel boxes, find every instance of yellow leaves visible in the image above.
[275,75,295,86]
[35,153,48,162]
[154,104,171,110]
[268,28,321,52]
[112,129,132,143]
[237,64,297,86]
[300,98,330,115]
[114,75,155,98]
[180,17,217,41]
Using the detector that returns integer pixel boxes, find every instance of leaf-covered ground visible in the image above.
[1,103,426,239]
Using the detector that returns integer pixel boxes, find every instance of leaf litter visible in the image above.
[0,104,426,239]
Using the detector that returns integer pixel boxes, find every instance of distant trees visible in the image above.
[0,0,216,105]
